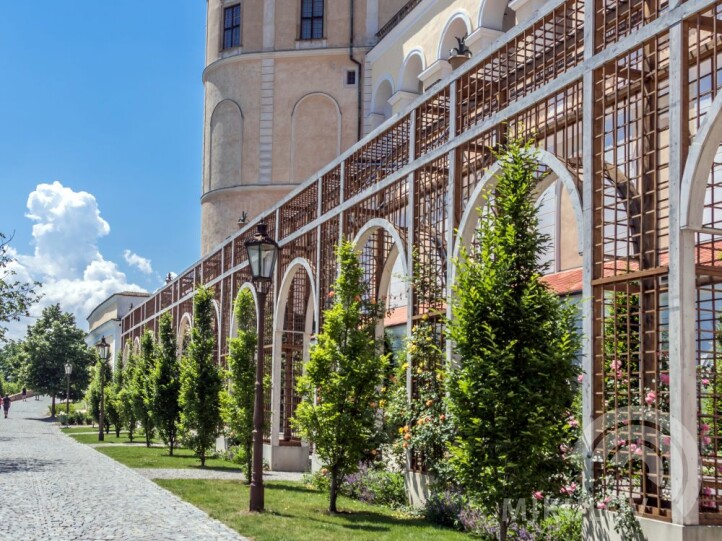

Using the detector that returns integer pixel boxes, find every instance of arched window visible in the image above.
[300,0,324,40]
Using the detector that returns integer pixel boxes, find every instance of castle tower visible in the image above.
[201,0,409,254]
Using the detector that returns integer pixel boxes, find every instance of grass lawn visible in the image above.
[95,445,241,471]
[156,480,469,541]
[69,432,154,445]
[59,426,101,434]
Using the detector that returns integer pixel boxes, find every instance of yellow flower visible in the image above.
[398,427,405,435]
[379,400,386,408]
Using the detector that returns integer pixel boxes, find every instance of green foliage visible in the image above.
[446,141,581,540]
[384,251,454,482]
[0,233,41,343]
[225,288,257,483]
[179,285,224,467]
[304,464,406,509]
[152,312,181,455]
[292,240,389,512]
[23,304,94,415]
[85,356,112,428]
[118,344,139,442]
[130,331,156,447]
[0,340,26,387]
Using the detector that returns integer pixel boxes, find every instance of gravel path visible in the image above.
[0,397,247,541]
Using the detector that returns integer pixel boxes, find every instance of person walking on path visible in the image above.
[3,394,11,418]
[21,387,27,401]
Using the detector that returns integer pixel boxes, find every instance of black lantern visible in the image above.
[244,223,278,290]
[96,336,110,362]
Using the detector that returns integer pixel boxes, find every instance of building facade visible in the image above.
[123,0,722,538]
[86,291,150,370]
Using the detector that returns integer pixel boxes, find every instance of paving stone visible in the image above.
[0,398,247,541]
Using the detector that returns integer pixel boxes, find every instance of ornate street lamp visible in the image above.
[64,362,72,424]
[95,337,110,442]
[244,223,279,512]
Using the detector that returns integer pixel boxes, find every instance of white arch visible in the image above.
[437,11,474,61]
[290,92,342,182]
[478,0,510,31]
[177,312,193,355]
[271,258,319,446]
[372,75,394,117]
[352,218,410,279]
[451,149,584,286]
[397,49,426,94]
[681,92,722,230]
[228,282,259,339]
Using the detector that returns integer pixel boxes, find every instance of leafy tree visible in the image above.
[118,346,138,442]
[446,142,581,541]
[179,286,223,467]
[132,331,156,447]
[23,305,94,416]
[226,288,257,483]
[107,355,126,438]
[86,356,112,432]
[293,240,389,513]
[0,232,41,343]
[152,312,181,455]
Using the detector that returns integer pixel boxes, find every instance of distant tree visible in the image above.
[107,354,126,438]
[446,142,581,541]
[0,232,41,343]
[179,286,223,467]
[0,340,26,384]
[131,331,156,447]
[152,312,181,455]
[23,305,93,416]
[293,240,388,513]
[226,288,257,483]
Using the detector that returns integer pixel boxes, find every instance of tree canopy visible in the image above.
[0,233,41,343]
[23,304,94,415]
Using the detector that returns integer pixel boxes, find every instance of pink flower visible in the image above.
[560,482,577,495]
[635,446,643,456]
[560,444,570,454]
[659,373,670,385]
[568,417,579,429]
[663,436,671,447]
[703,436,712,447]
[610,360,622,371]
[645,391,656,405]
[702,378,710,386]
[577,374,584,383]
[617,439,627,447]
[629,443,638,454]
[700,423,710,435]
[533,491,544,501]
[596,502,606,510]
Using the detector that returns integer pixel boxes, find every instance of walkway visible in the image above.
[0,397,247,541]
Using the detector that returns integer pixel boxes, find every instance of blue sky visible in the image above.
[0,2,206,335]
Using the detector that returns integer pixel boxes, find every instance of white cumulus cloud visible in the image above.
[6,181,148,339]
[123,249,153,275]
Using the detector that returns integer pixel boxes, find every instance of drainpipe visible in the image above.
[350,0,363,141]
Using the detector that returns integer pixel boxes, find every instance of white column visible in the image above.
[668,14,700,525]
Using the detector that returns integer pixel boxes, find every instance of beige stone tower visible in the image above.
[201,0,408,254]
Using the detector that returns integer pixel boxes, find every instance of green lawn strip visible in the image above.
[155,479,468,541]
[58,426,102,433]
[95,445,241,471]
[69,432,154,445]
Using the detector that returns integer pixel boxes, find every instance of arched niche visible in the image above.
[209,99,243,191]
[438,12,473,61]
[478,0,515,31]
[372,77,394,120]
[398,50,425,94]
[290,93,341,183]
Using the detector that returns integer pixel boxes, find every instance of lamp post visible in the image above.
[96,336,110,442]
[64,362,72,424]
[244,223,279,512]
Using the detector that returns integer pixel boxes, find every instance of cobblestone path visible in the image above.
[0,397,247,541]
